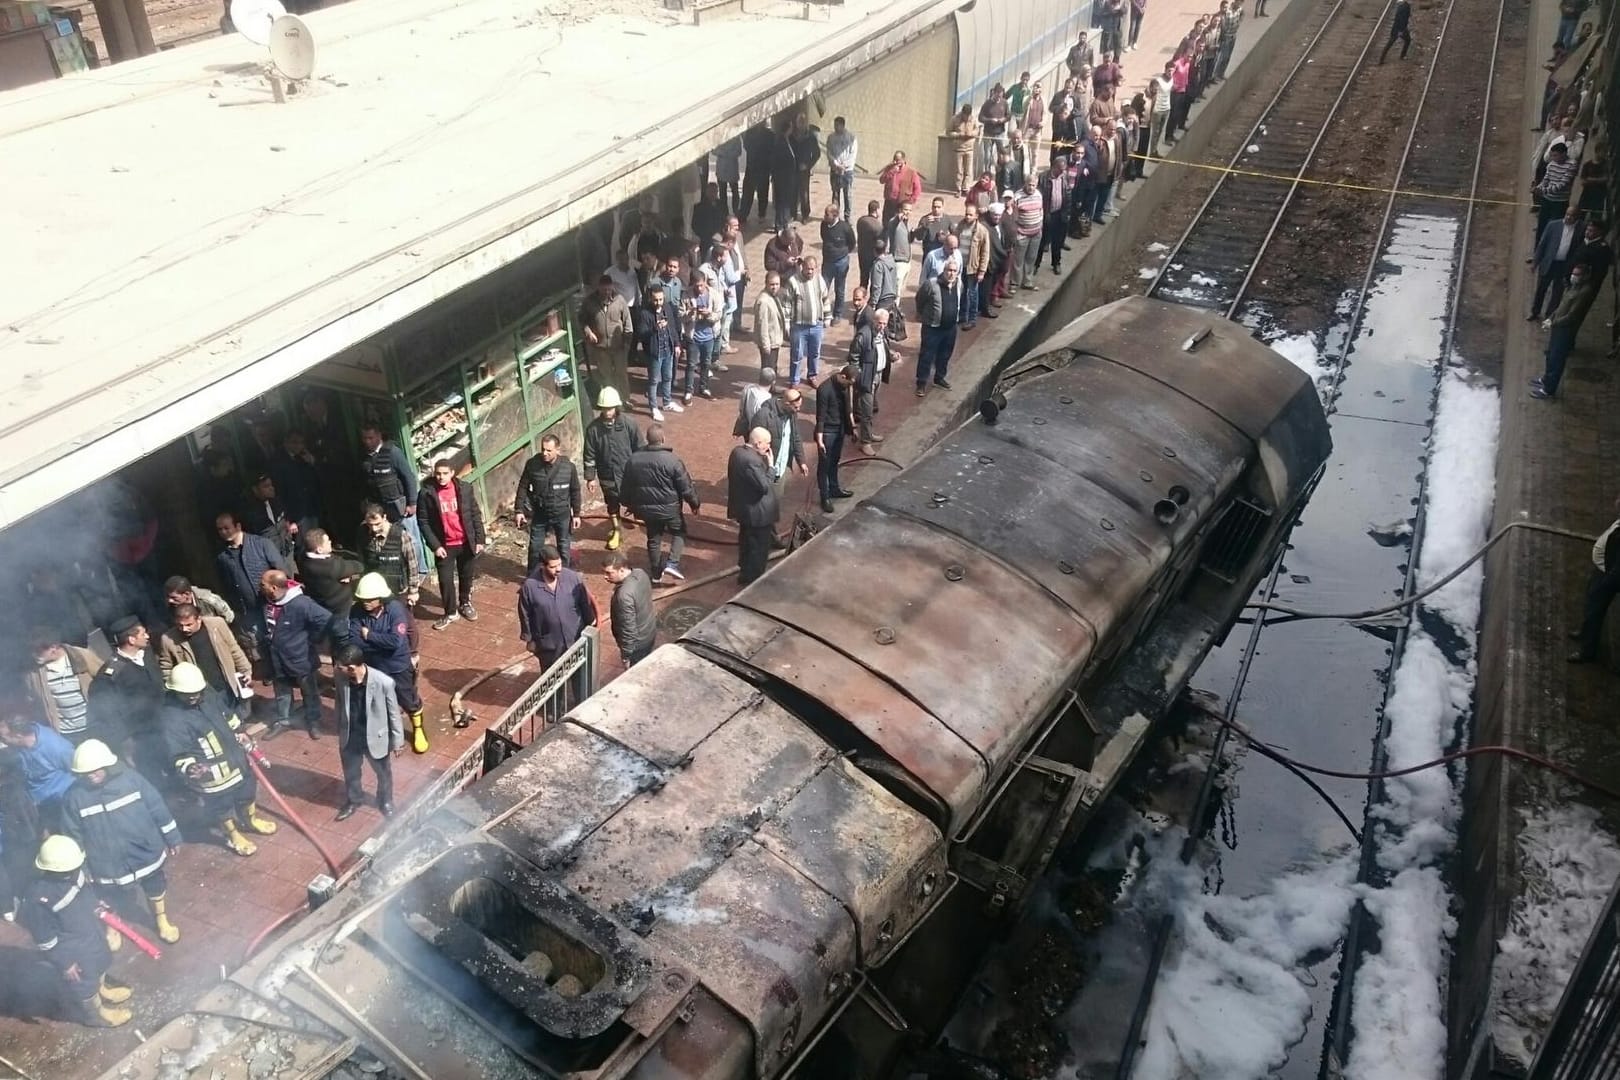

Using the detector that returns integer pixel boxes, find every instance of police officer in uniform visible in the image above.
[21,836,134,1027]
[59,739,183,944]
[161,663,276,857]
[360,501,424,659]
[515,433,582,573]
[88,616,166,778]
[358,422,427,563]
[348,574,429,754]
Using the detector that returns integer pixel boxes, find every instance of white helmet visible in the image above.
[71,738,118,774]
[596,386,624,410]
[353,572,392,601]
[36,834,86,873]
[165,662,207,695]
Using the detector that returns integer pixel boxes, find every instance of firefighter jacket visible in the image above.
[20,870,112,983]
[60,767,180,887]
[162,693,248,800]
[348,599,413,678]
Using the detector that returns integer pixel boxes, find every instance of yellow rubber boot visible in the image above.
[105,924,123,952]
[98,975,132,1005]
[84,993,131,1028]
[606,516,622,551]
[410,712,429,754]
[150,893,180,944]
[223,820,257,857]
[243,802,278,836]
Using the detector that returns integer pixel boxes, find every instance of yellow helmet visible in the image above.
[165,662,207,695]
[71,738,118,774]
[596,386,624,410]
[36,834,85,873]
[354,572,392,601]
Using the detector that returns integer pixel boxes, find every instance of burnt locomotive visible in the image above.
[121,298,1330,1079]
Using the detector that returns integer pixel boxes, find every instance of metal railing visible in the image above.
[382,629,599,844]
[1528,875,1620,1079]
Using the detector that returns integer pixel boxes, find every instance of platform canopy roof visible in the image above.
[0,0,954,527]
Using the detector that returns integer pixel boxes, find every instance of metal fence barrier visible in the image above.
[1529,875,1620,1079]
[381,629,599,845]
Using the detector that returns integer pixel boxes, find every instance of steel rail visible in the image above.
[1115,0,1498,1068]
[1145,0,1398,311]
[1320,0,1510,1063]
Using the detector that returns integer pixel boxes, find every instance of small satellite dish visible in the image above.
[229,0,285,46]
[268,15,315,81]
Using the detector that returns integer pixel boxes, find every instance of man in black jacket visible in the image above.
[621,424,701,582]
[820,204,858,323]
[728,429,781,586]
[417,460,487,628]
[296,528,365,623]
[515,435,582,573]
[269,430,324,531]
[789,113,821,224]
[603,552,656,666]
[814,366,858,513]
[89,617,168,777]
[740,122,776,223]
[850,308,893,454]
[583,387,644,553]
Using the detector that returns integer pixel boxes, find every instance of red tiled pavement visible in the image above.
[0,1,1303,1070]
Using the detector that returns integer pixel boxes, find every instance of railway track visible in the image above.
[1115,0,1509,1068]
[1146,0,1396,313]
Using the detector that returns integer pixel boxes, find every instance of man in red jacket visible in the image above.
[879,151,923,224]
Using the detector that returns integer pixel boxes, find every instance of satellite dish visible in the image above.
[269,14,315,81]
[229,0,285,46]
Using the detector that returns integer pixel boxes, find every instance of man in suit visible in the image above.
[727,429,782,586]
[850,308,894,454]
[332,644,404,820]
[1531,207,1585,321]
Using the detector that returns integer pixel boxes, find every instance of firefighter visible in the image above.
[348,573,428,754]
[20,835,133,1027]
[160,663,276,856]
[582,387,644,553]
[59,739,183,944]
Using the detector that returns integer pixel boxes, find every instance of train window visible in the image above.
[1199,497,1274,584]
[449,876,607,997]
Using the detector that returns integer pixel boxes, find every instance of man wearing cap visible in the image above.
[60,739,182,943]
[515,433,583,575]
[582,387,644,554]
[21,835,133,1027]
[89,617,167,778]
[24,630,100,745]
[580,272,634,400]
[417,458,486,629]
[158,603,253,702]
[333,644,404,820]
[162,662,274,856]
[349,573,429,755]
[260,570,337,740]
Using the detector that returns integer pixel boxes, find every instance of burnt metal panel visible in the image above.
[684,605,988,832]
[560,696,836,931]
[1023,296,1314,444]
[646,839,858,1079]
[755,756,947,969]
[564,647,762,768]
[478,726,666,870]
[732,504,1092,777]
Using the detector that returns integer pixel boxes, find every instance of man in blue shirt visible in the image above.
[0,715,76,831]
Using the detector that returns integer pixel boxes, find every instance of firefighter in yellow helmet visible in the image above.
[582,385,644,553]
[349,573,428,754]
[60,739,183,943]
[21,835,134,1027]
[160,663,276,855]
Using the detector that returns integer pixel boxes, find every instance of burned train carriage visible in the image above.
[233,298,1331,1079]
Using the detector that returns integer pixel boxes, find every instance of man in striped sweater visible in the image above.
[1536,143,1579,241]
[1011,176,1047,289]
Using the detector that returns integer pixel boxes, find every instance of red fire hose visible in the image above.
[246,756,342,877]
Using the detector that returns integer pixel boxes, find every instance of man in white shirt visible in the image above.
[603,250,639,306]
[826,116,859,220]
